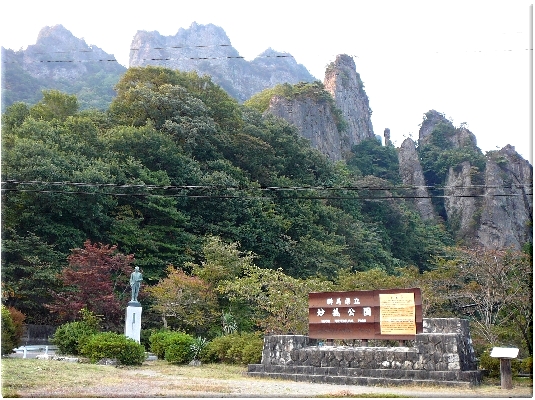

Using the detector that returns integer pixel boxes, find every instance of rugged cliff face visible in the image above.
[477,146,533,249]
[323,54,375,147]
[444,161,481,243]
[129,22,315,102]
[398,138,435,220]
[265,54,374,161]
[398,110,533,250]
[267,95,343,161]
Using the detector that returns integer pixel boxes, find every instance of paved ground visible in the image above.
[11,345,57,359]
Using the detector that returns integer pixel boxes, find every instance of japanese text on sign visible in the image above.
[379,292,416,335]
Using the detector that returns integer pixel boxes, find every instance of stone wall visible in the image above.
[421,317,478,371]
[248,318,482,387]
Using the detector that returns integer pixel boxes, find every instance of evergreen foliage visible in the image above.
[201,332,263,365]
[4,66,526,360]
[148,330,195,364]
[1,306,18,356]
[80,332,146,365]
[52,309,100,355]
[348,138,400,184]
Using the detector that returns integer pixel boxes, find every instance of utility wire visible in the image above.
[1,184,531,200]
[1,55,296,64]
[1,180,532,191]
[1,188,530,200]
[3,43,531,64]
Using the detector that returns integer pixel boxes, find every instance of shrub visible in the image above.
[148,330,171,359]
[202,332,263,365]
[1,306,17,356]
[52,308,101,355]
[520,357,533,374]
[7,307,25,348]
[164,332,194,364]
[148,330,195,364]
[80,332,146,365]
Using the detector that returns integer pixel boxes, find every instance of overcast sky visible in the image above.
[1,1,532,162]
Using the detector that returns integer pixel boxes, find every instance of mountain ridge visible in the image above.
[128,22,316,102]
[1,24,126,110]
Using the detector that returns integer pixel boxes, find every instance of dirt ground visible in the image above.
[11,360,533,398]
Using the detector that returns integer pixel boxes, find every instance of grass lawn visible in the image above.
[2,357,532,398]
[1,358,247,397]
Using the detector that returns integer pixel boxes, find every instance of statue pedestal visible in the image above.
[125,301,142,343]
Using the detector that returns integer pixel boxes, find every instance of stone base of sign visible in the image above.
[248,318,482,387]
[125,302,142,343]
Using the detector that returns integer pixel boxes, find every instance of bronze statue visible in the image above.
[130,266,142,303]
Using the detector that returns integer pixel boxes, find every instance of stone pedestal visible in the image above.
[248,318,482,387]
[125,301,142,343]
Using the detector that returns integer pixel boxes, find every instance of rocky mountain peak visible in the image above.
[419,109,477,149]
[419,109,448,145]
[35,24,81,48]
[23,25,120,69]
[265,54,375,161]
[1,25,125,111]
[323,54,374,148]
[400,110,532,249]
[129,22,314,102]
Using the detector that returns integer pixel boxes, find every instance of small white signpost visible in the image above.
[490,347,519,390]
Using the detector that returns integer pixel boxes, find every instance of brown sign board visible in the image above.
[308,288,422,340]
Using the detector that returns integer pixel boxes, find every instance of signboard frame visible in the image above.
[308,288,422,340]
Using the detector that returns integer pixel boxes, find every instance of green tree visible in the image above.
[146,266,219,335]
[220,265,333,334]
[348,137,401,183]
[1,230,64,324]
[190,236,255,285]
[113,66,242,133]
[29,90,79,121]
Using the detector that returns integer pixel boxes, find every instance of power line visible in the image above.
[1,180,532,191]
[1,188,530,200]
[3,43,531,64]
[2,50,295,64]
[1,180,531,200]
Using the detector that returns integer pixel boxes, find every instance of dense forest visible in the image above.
[2,66,532,358]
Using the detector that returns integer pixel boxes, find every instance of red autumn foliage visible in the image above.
[47,240,134,329]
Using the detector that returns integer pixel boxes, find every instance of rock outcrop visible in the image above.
[323,54,375,147]
[477,145,533,249]
[399,110,533,250]
[129,22,315,102]
[267,95,343,161]
[398,138,435,220]
[265,54,374,161]
[418,110,477,149]
[444,161,481,243]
